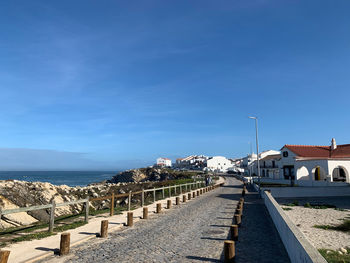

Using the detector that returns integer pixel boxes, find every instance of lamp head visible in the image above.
[248,116,257,119]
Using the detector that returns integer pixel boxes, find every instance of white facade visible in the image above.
[206,156,234,172]
[156,157,172,167]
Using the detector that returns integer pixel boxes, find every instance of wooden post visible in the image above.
[0,250,10,263]
[128,191,131,211]
[167,200,172,209]
[234,214,241,227]
[197,190,199,196]
[156,203,162,213]
[242,190,245,197]
[162,186,165,199]
[192,192,195,198]
[236,208,242,216]
[240,197,244,203]
[49,200,56,233]
[185,184,188,191]
[231,225,238,241]
[141,189,145,207]
[153,187,156,203]
[183,195,187,202]
[176,197,180,205]
[224,240,235,263]
[110,193,115,216]
[127,212,133,227]
[100,220,108,238]
[169,186,171,197]
[188,193,191,200]
[174,185,177,195]
[85,198,89,223]
[200,189,202,195]
[143,207,148,219]
[59,232,70,256]
[180,184,182,194]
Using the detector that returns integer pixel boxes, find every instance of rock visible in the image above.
[93,193,98,198]
[107,167,186,184]
[340,247,347,254]
[326,250,331,254]
[0,195,38,226]
[338,251,343,255]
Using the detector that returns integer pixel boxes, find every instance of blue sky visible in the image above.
[0,0,350,170]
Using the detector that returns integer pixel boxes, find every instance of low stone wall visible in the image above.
[262,186,350,198]
[256,177,348,187]
[262,190,327,263]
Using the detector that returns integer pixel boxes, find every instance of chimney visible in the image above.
[331,138,337,150]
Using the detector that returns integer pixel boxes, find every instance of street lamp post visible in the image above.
[249,116,261,195]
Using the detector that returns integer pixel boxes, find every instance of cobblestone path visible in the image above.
[45,178,290,263]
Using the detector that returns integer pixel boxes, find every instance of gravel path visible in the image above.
[44,178,289,263]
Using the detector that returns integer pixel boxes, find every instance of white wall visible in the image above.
[206,156,233,172]
[295,159,329,181]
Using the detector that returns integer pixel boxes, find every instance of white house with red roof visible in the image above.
[156,157,172,167]
[279,138,350,184]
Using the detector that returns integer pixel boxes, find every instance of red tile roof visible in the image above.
[283,144,350,158]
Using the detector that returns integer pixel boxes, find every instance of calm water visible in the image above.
[0,171,120,187]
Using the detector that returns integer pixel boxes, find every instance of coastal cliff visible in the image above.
[0,168,201,229]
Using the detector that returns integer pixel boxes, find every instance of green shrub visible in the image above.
[319,248,350,263]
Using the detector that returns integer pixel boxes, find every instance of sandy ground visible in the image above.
[278,197,350,250]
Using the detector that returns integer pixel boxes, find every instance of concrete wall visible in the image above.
[262,191,327,263]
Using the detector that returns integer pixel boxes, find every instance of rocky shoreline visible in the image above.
[0,168,203,229]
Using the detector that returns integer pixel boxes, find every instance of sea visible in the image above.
[0,171,120,187]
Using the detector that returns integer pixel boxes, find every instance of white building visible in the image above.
[241,153,257,176]
[279,138,350,184]
[241,150,280,176]
[156,157,172,167]
[206,156,234,173]
[260,153,281,179]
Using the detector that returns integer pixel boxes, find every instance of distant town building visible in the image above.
[156,157,172,167]
[175,155,208,170]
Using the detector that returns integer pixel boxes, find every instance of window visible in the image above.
[272,161,275,168]
[283,151,288,157]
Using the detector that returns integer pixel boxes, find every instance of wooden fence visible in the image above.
[0,180,206,233]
